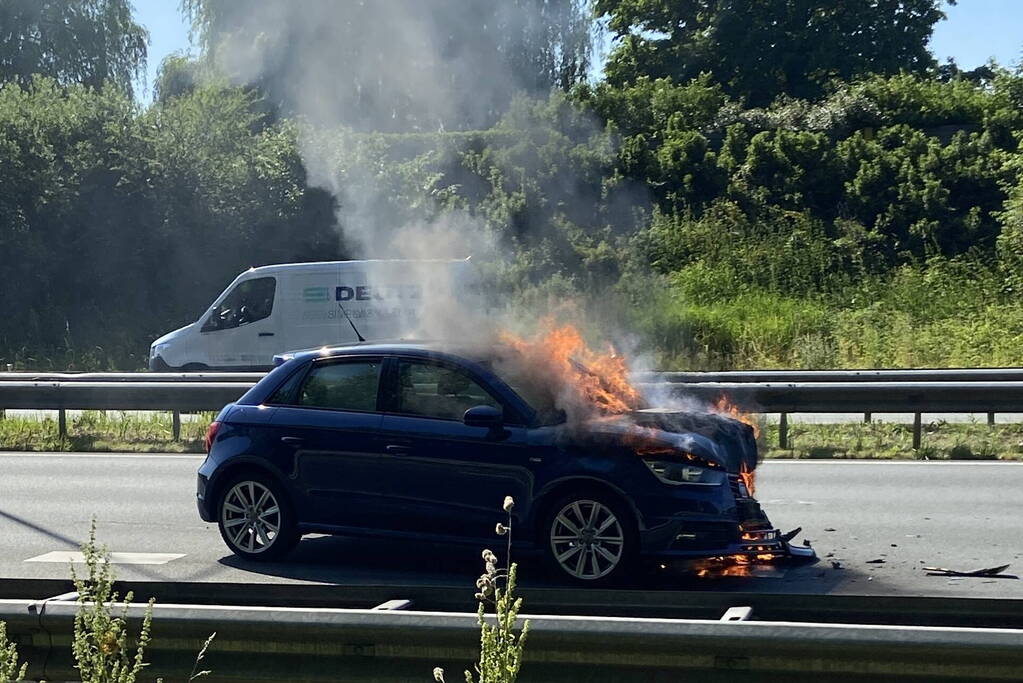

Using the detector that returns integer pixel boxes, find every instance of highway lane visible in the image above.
[0,452,1019,597]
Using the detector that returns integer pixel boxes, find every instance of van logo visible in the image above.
[302,287,329,303]
[335,285,421,301]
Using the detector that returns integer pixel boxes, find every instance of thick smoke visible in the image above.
[194,1,727,423]
[196,0,597,341]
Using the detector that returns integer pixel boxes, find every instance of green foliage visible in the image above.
[0,78,338,368]
[0,0,147,95]
[71,521,155,683]
[465,561,528,683]
[597,0,948,105]
[764,420,1023,461]
[0,622,26,683]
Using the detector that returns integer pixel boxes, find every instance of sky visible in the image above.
[132,0,1022,103]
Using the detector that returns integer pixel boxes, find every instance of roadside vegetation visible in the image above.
[760,420,1023,461]
[0,411,210,453]
[0,521,214,682]
[3,2,1023,373]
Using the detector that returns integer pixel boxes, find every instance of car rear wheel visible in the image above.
[542,491,636,584]
[217,473,298,561]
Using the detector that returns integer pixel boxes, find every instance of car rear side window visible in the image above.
[299,361,381,412]
[395,361,501,421]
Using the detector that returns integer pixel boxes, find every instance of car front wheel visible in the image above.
[543,492,636,584]
[217,473,298,561]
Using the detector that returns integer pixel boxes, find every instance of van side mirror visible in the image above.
[463,405,503,429]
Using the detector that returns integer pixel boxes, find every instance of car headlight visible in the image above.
[151,343,168,358]
[643,459,722,485]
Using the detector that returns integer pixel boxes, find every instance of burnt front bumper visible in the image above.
[640,476,816,562]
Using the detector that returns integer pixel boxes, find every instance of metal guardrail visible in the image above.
[3,373,1023,448]
[3,589,1023,682]
[635,368,1023,383]
[5,368,1023,383]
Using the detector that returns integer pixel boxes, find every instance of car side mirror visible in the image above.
[464,405,503,429]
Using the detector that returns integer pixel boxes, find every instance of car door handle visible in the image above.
[386,444,412,454]
[280,436,304,445]
[259,332,275,337]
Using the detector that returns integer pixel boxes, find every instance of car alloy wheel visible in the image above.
[549,499,626,581]
[220,479,284,556]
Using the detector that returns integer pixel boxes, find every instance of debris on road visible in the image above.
[823,527,836,532]
[830,561,842,569]
[922,564,1016,578]
[780,527,802,542]
[866,558,886,564]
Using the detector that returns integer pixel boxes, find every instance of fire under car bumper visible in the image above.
[637,501,817,561]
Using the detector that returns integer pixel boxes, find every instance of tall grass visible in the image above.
[0,411,212,452]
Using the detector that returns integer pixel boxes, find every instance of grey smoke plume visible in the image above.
[189,0,594,258]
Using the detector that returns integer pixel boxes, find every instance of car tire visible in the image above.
[216,472,299,561]
[541,489,637,585]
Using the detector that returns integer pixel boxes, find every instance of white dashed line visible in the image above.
[26,551,185,565]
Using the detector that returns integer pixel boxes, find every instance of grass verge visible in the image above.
[0,411,210,453]
[760,420,1023,460]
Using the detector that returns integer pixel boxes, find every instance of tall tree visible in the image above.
[181,0,594,131]
[0,0,148,94]
[596,0,950,105]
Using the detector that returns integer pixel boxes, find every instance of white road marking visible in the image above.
[26,551,185,565]
[0,452,203,460]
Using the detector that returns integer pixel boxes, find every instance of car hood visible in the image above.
[583,409,759,474]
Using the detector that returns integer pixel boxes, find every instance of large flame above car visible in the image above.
[499,321,643,416]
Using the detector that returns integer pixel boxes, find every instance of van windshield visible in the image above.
[202,277,276,331]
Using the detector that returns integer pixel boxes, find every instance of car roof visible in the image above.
[279,340,505,364]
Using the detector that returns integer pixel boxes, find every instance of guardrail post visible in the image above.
[912,413,922,450]
[172,411,181,441]
[58,408,67,440]
[864,412,871,423]
[779,413,788,449]
[987,412,995,426]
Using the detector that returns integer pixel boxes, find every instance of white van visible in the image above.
[149,259,482,371]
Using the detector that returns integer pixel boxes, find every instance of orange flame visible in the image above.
[712,395,760,496]
[712,395,761,439]
[692,553,779,577]
[499,321,643,417]
[740,463,756,498]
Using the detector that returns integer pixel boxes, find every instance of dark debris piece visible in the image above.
[866,558,886,564]
[922,564,1015,578]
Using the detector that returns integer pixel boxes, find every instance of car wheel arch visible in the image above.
[531,477,643,545]
[208,458,293,517]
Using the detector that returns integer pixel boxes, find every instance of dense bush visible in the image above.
[4,61,1023,370]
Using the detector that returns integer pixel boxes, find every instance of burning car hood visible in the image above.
[591,409,759,474]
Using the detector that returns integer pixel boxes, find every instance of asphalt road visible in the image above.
[0,452,1019,598]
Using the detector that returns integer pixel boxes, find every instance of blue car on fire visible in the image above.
[197,342,802,583]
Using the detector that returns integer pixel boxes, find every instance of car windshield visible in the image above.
[477,354,562,426]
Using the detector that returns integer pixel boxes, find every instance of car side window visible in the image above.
[395,361,501,421]
[202,277,276,332]
[298,360,381,412]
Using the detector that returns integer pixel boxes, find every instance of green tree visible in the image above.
[0,0,147,95]
[596,0,949,105]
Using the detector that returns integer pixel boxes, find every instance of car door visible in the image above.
[200,276,280,369]
[268,356,389,530]
[377,357,536,542]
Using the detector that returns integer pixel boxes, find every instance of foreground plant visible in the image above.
[435,496,529,683]
[71,520,155,683]
[0,621,27,683]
